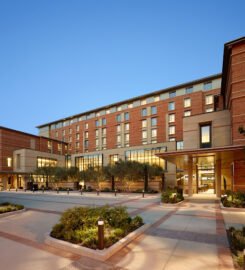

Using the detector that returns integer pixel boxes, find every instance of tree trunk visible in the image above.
[144,165,148,192]
[111,176,115,191]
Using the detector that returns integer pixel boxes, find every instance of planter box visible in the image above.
[45,223,150,261]
[220,202,245,212]
[0,208,26,218]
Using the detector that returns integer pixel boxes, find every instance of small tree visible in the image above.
[34,166,55,188]
[53,167,68,188]
[103,164,116,190]
[67,167,80,182]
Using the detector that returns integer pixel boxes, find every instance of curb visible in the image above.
[45,223,150,261]
[0,208,26,218]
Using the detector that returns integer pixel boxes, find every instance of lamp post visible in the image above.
[98,219,104,250]
[142,189,145,198]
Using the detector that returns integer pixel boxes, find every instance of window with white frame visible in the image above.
[184,110,191,117]
[205,95,213,105]
[142,119,147,128]
[125,123,130,131]
[168,101,175,111]
[151,129,157,138]
[168,114,175,123]
[169,126,175,135]
[142,130,147,140]
[184,98,191,108]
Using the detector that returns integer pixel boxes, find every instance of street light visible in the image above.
[98,219,104,250]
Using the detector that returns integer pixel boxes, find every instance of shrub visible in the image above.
[221,191,245,208]
[161,189,184,204]
[0,202,24,214]
[50,205,144,249]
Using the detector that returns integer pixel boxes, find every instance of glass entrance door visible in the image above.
[197,165,215,194]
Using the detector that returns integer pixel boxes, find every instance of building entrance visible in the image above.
[197,165,215,194]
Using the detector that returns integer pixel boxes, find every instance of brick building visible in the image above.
[0,126,67,190]
[1,37,244,195]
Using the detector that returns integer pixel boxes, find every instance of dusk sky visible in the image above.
[0,0,244,134]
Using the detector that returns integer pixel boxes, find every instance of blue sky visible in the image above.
[0,0,244,134]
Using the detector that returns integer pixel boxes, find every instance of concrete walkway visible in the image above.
[0,192,238,269]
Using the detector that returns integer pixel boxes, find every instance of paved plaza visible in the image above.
[0,191,244,270]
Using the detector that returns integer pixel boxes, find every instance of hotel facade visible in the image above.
[1,37,245,196]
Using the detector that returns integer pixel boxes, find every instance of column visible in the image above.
[188,155,193,197]
[216,159,221,198]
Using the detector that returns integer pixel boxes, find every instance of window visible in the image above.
[47,141,52,149]
[168,114,175,123]
[69,128,72,134]
[117,135,121,144]
[125,123,130,131]
[125,133,130,142]
[204,81,212,91]
[151,129,157,138]
[116,114,121,122]
[176,141,184,150]
[37,157,57,168]
[109,154,119,164]
[76,125,79,132]
[75,154,103,171]
[124,112,129,121]
[200,124,211,148]
[95,139,99,147]
[184,110,191,117]
[169,126,175,135]
[206,108,214,113]
[151,117,157,126]
[102,128,106,136]
[151,106,157,115]
[169,91,176,98]
[76,142,80,149]
[154,96,160,102]
[84,140,89,148]
[58,144,62,152]
[205,95,213,105]
[141,108,147,117]
[85,131,89,139]
[169,138,176,142]
[102,118,106,125]
[142,130,147,140]
[142,120,147,128]
[116,125,121,133]
[117,106,122,111]
[185,86,193,94]
[62,130,66,136]
[141,100,146,105]
[69,136,72,143]
[95,120,99,127]
[85,123,88,129]
[95,129,99,137]
[102,137,107,145]
[128,103,133,109]
[16,154,21,169]
[55,131,58,138]
[7,157,12,167]
[76,133,80,140]
[168,102,175,111]
[184,98,191,108]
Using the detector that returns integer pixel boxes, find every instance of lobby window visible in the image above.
[95,120,99,127]
[200,124,212,148]
[142,119,147,128]
[168,101,175,111]
[168,114,175,123]
[116,114,121,122]
[184,110,191,117]
[176,141,184,150]
[124,112,129,121]
[151,106,157,115]
[184,98,191,108]
[142,130,147,140]
[85,131,89,139]
[7,157,12,167]
[185,86,193,94]
[169,91,176,98]
[76,125,79,132]
[109,154,119,164]
[75,154,103,171]
[116,125,121,133]
[141,108,147,117]
[37,157,57,168]
[151,129,157,138]
[102,128,106,136]
[85,123,88,129]
[125,133,130,142]
[95,129,99,137]
[76,133,80,140]
[102,137,107,145]
[204,81,212,91]
[125,123,130,131]
[151,117,157,126]
[206,108,214,113]
[169,126,175,135]
[205,95,213,105]
[102,118,107,125]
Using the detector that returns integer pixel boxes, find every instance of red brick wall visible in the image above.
[234,160,245,191]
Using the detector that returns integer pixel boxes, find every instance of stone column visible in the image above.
[216,159,221,198]
[188,156,193,197]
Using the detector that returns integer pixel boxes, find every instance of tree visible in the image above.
[34,166,55,188]
[103,164,116,190]
[67,167,80,182]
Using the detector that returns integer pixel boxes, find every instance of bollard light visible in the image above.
[98,219,104,250]
[67,188,69,195]
[142,189,145,198]
[114,189,117,197]
[33,187,35,193]
[80,188,83,195]
[97,189,100,196]
[57,188,59,194]
[16,188,18,192]
[24,188,26,192]
[42,187,44,193]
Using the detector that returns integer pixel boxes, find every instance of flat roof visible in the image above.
[37,73,222,128]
